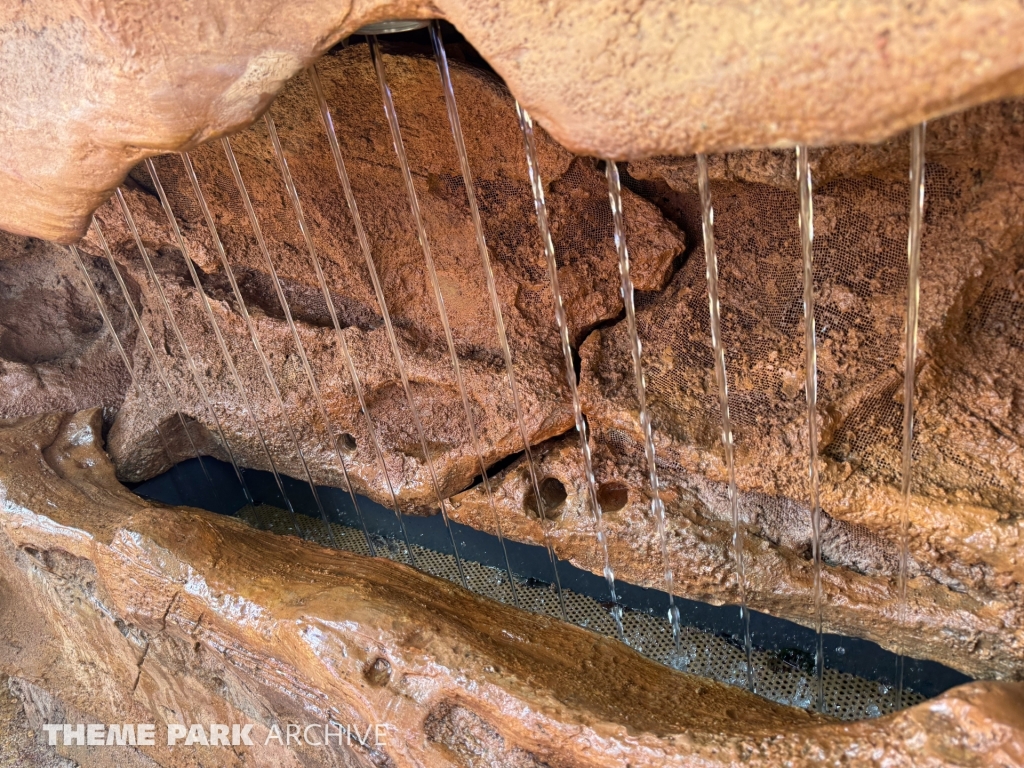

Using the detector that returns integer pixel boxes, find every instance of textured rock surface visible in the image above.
[5,1,1024,242]
[74,49,682,509]
[449,101,1024,680]
[2,409,1024,767]
[0,232,132,422]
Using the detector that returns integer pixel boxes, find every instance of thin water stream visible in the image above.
[90,216,213,484]
[263,114,382,557]
[68,243,178,468]
[305,66,424,571]
[696,154,754,691]
[180,150,327,540]
[300,64,463,583]
[220,137,352,549]
[606,160,681,651]
[896,123,926,709]
[134,165,262,518]
[370,35,524,597]
[795,145,826,711]
[516,106,623,637]
[431,22,559,611]
[152,156,309,540]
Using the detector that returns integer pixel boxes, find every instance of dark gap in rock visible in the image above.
[455,447,527,496]
[523,476,568,520]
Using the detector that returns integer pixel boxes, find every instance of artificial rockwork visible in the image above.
[3,1,1024,242]
[1,409,1023,767]
[1,47,1023,682]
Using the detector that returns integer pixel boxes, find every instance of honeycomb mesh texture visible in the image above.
[239,504,923,720]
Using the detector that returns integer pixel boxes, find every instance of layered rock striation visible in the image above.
[1,409,1022,766]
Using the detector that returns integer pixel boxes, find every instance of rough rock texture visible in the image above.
[449,100,1024,680]
[2,409,1024,767]
[74,49,683,509]
[0,231,132,422]
[5,1,1024,242]
[4,50,1024,681]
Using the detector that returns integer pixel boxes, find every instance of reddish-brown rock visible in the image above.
[73,49,683,508]
[450,101,1024,680]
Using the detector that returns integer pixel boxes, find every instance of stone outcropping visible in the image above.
[2,47,1024,682]
[2,409,1023,766]
[4,1,1024,242]
[73,48,682,510]
[449,100,1024,680]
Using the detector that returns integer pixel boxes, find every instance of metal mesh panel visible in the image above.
[239,504,923,720]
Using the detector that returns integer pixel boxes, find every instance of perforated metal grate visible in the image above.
[239,503,924,720]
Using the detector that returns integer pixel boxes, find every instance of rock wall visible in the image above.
[1,409,1022,766]
[1,50,1023,682]
[5,1,1024,242]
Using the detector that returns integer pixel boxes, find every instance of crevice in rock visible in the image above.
[197,264,383,333]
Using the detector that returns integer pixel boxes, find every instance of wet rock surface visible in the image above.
[79,48,682,508]
[451,100,1024,680]
[1,409,1023,767]
[1,53,1023,683]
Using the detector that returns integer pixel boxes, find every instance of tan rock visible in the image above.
[5,1,1024,242]
[2,408,1023,767]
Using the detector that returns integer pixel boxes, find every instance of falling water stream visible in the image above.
[114,190,258,511]
[220,137,358,550]
[301,61,464,585]
[795,145,826,711]
[162,154,311,541]
[516,106,624,637]
[696,154,755,691]
[606,160,681,651]
[310,60,516,599]
[263,114,387,558]
[89,217,213,484]
[68,244,178,468]
[431,21,562,612]
[896,123,926,709]
[370,34,542,598]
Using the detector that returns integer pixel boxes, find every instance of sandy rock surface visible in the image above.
[2,49,1024,680]
[1,409,1023,767]
[4,1,1024,242]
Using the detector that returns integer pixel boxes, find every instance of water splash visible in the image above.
[896,122,926,709]
[68,243,177,469]
[431,22,562,610]
[606,159,681,651]
[89,216,212,485]
[696,153,754,691]
[795,145,825,712]
[263,114,390,559]
[177,152,313,541]
[516,106,623,637]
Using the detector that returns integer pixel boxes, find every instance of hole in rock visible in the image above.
[596,481,629,512]
[523,477,568,520]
